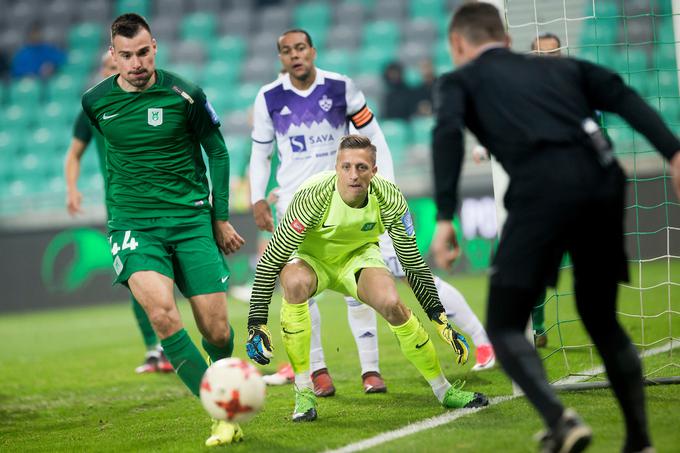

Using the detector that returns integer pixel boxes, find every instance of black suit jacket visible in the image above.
[432,47,680,220]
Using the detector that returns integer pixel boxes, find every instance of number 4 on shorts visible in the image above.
[110,231,139,256]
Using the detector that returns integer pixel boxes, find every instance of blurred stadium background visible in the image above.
[0,0,677,330]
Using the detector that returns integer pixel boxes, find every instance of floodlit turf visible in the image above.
[1,262,678,452]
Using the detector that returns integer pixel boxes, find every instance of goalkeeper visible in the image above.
[246,135,488,422]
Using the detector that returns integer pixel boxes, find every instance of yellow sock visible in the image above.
[389,312,443,381]
[280,299,312,376]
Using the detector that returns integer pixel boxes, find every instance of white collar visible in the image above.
[282,68,325,96]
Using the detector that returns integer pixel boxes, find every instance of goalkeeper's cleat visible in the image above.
[311,368,336,397]
[292,386,318,422]
[471,344,496,372]
[205,419,244,447]
[431,312,470,365]
[535,408,592,453]
[362,371,387,394]
[442,381,489,409]
[262,363,295,386]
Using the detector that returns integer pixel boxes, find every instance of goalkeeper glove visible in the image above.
[431,312,470,365]
[246,325,274,365]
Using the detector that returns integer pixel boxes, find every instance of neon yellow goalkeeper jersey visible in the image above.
[248,171,444,326]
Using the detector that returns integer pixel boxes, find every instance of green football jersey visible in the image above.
[248,171,444,326]
[81,70,230,220]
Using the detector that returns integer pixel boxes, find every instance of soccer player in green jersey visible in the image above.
[65,51,173,374]
[246,135,488,421]
[81,14,245,446]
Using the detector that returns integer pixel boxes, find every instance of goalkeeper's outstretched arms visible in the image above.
[373,176,470,365]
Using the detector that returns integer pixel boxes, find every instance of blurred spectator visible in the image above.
[411,59,437,117]
[530,32,562,56]
[0,51,10,80]
[11,22,66,79]
[382,61,414,120]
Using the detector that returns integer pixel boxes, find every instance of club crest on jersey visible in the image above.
[318,94,333,112]
[148,108,163,127]
[361,222,376,231]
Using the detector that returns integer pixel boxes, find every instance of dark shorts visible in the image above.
[108,213,229,297]
[492,171,628,289]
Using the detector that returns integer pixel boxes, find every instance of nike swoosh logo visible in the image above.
[322,222,335,228]
[101,113,119,120]
[220,276,229,283]
[282,328,304,335]
[415,338,430,349]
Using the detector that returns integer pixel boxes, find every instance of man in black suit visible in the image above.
[430,3,680,453]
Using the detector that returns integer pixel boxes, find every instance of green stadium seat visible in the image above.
[155,45,171,67]
[209,36,246,65]
[316,49,354,75]
[655,70,679,98]
[653,44,676,70]
[404,66,422,87]
[380,119,410,160]
[357,45,396,76]
[0,131,22,156]
[9,78,42,106]
[614,49,647,73]
[294,3,331,29]
[116,0,150,17]
[411,116,434,145]
[2,105,32,130]
[228,84,260,112]
[410,0,444,20]
[68,23,104,53]
[656,19,674,43]
[202,86,230,114]
[180,13,217,44]
[46,74,81,104]
[227,135,250,178]
[203,61,241,86]
[363,21,400,49]
[0,82,6,106]
[365,97,380,118]
[167,64,201,84]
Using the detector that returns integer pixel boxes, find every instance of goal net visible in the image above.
[498,0,680,389]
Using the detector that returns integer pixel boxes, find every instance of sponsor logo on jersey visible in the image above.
[205,101,220,125]
[308,134,335,145]
[361,222,376,231]
[318,94,333,112]
[290,219,306,234]
[148,108,163,127]
[280,105,292,115]
[401,211,415,236]
[172,85,194,104]
[290,135,307,152]
[101,112,119,120]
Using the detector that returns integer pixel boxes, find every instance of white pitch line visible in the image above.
[327,340,678,453]
[325,395,516,453]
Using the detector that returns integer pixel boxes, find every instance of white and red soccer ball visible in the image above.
[200,358,266,423]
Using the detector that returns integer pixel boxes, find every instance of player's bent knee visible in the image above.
[381,300,409,326]
[281,265,316,303]
[203,328,230,347]
[148,307,182,338]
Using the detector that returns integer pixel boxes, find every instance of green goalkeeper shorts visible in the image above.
[292,243,387,301]
[108,213,229,297]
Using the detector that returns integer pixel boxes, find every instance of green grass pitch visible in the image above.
[1,262,678,452]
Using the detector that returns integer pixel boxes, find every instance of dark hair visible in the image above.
[338,135,377,163]
[277,28,314,51]
[448,3,506,45]
[530,32,561,51]
[111,13,152,41]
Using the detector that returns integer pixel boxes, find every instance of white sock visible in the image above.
[295,373,313,390]
[345,297,380,375]
[308,298,327,373]
[428,373,452,402]
[434,276,490,346]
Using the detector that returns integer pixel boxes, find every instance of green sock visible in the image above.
[160,329,207,397]
[202,324,234,363]
[280,299,311,375]
[131,295,158,349]
[390,312,443,381]
[532,290,547,335]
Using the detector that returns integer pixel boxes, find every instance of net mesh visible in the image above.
[501,0,680,385]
